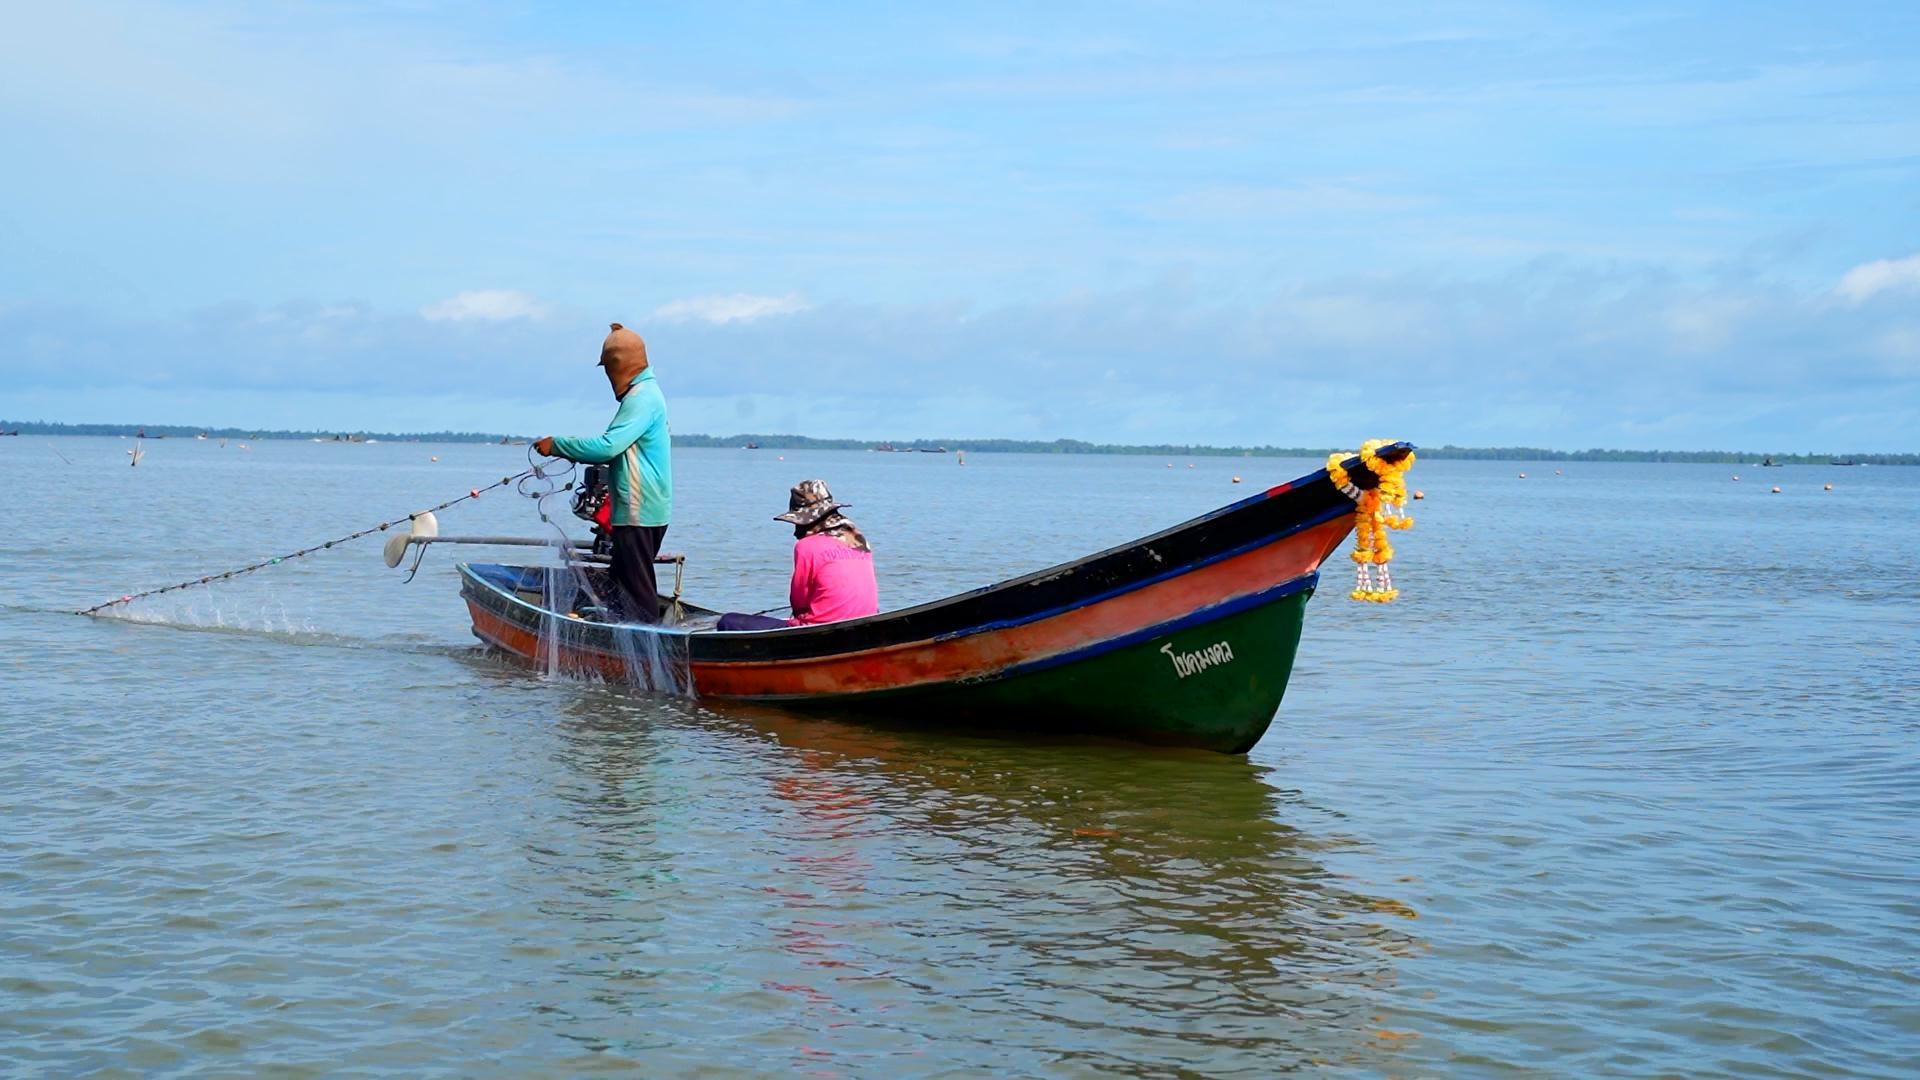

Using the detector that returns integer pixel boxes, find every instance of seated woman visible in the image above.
[717,480,879,631]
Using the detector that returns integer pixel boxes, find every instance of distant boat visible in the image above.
[195,433,208,440]
[916,446,949,453]
[872,443,899,452]
[744,442,760,450]
[0,430,18,437]
[1829,458,1857,466]
[1761,456,1784,467]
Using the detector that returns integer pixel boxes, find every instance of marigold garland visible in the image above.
[1326,439,1415,602]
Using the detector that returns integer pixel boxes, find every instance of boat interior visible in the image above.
[471,562,724,630]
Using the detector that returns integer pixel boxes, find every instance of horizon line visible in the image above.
[3,419,1914,463]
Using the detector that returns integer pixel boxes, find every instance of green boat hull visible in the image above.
[780,584,1315,753]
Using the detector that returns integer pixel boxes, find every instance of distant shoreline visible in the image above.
[5,420,1913,466]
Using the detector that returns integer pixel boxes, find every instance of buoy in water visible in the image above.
[1731,475,1740,481]
[1231,476,1242,484]
[1771,486,1782,493]
[429,455,438,462]
[1413,490,1425,500]
[1518,472,1527,479]
[1824,483,1833,491]
[1555,469,1563,476]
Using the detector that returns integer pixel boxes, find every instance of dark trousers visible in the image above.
[716,611,789,631]
[611,525,668,623]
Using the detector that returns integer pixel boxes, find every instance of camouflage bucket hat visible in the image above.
[774,479,850,527]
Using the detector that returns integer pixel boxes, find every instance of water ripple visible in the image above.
[3,445,1917,1075]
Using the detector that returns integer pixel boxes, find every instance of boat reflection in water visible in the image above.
[491,681,1427,1074]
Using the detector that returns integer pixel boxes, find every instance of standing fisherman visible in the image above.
[534,323,673,623]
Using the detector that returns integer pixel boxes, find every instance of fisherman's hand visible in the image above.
[534,436,557,457]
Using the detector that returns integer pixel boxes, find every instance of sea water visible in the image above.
[1,438,1915,1076]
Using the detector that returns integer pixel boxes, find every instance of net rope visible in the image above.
[76,466,542,616]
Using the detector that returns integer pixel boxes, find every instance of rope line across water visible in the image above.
[76,468,542,617]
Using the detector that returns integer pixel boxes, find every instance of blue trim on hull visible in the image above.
[721,570,1320,704]
[921,504,1345,644]
[460,496,1347,662]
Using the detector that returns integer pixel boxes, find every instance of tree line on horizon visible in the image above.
[7,420,1914,466]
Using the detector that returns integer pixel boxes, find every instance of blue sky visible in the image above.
[2,1,1917,449]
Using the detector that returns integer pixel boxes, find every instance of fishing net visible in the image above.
[521,460,694,697]
[81,448,694,698]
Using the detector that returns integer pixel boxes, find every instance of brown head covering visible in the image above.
[775,479,870,551]
[598,323,650,398]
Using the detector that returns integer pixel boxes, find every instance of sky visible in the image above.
[2,1,1917,450]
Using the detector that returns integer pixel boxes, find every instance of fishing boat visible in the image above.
[400,443,1413,753]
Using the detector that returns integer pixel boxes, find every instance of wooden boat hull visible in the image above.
[456,446,1409,753]
[776,579,1313,752]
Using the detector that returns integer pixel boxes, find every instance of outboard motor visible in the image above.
[569,463,614,557]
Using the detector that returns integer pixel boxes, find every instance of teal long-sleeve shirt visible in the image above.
[551,368,672,527]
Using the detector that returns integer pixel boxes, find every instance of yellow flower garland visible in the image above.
[1326,439,1415,602]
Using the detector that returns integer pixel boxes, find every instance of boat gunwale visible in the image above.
[456,443,1403,664]
[709,571,1320,703]
[460,492,1346,643]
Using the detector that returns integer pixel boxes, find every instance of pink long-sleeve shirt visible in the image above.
[787,532,879,626]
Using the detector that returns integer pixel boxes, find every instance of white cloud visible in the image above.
[8,262,1920,450]
[420,289,549,322]
[1665,296,1753,353]
[1836,254,1920,305]
[652,292,811,325]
